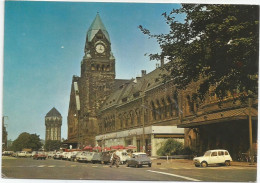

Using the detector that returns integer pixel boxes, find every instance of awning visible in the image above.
[178,107,258,128]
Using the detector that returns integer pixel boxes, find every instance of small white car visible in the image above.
[17,151,32,158]
[193,149,232,167]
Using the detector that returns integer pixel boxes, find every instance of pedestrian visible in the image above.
[110,150,120,168]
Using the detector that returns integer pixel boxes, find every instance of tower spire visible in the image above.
[86,13,110,43]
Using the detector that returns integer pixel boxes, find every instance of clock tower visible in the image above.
[79,13,116,147]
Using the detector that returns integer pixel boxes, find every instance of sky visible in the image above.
[3,1,183,141]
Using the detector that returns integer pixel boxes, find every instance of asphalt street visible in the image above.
[2,157,257,182]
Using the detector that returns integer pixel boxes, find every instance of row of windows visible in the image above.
[91,64,111,71]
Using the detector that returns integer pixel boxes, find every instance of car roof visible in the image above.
[133,152,147,155]
[207,149,228,152]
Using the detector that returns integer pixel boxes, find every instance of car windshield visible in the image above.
[135,154,147,158]
[204,151,211,157]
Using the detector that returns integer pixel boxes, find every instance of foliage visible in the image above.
[157,139,184,156]
[10,132,42,151]
[44,140,62,151]
[139,4,259,102]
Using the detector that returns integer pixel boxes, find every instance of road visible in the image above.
[2,157,257,182]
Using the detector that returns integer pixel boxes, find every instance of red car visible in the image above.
[33,152,47,160]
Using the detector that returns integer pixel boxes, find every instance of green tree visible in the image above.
[10,132,42,151]
[157,139,183,156]
[139,4,258,101]
[44,140,62,151]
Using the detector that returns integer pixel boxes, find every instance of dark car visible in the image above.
[92,152,102,164]
[101,151,111,164]
[126,152,151,168]
[33,152,47,160]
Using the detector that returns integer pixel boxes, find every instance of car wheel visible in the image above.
[126,162,129,167]
[148,163,151,167]
[225,161,231,166]
[135,164,139,168]
[195,164,200,167]
[201,161,207,168]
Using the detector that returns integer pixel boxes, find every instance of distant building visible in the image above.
[45,107,62,141]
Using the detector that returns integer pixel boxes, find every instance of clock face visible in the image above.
[95,44,105,54]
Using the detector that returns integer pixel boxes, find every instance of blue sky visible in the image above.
[3,1,182,141]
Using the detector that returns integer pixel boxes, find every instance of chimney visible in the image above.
[160,55,164,67]
[141,70,146,77]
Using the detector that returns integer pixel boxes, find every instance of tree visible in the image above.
[157,139,183,156]
[139,4,258,102]
[10,132,42,151]
[44,140,62,151]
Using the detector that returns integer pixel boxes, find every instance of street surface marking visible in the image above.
[147,170,201,182]
[38,165,45,167]
[48,165,55,167]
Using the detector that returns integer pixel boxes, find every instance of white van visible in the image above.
[111,150,130,164]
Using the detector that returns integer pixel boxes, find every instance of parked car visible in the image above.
[101,151,112,164]
[70,151,81,162]
[47,151,56,158]
[2,151,14,156]
[193,149,232,167]
[33,152,47,160]
[126,152,152,168]
[85,152,95,163]
[17,151,32,158]
[53,152,62,160]
[61,152,68,160]
[12,152,19,157]
[77,152,88,162]
[92,152,102,164]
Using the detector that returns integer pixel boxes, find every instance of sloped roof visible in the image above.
[100,67,167,111]
[46,107,62,117]
[86,13,110,43]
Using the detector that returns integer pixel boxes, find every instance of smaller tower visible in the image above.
[45,107,62,141]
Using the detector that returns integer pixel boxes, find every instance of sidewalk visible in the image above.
[151,158,257,168]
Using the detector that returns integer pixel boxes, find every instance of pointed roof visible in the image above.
[86,13,110,43]
[46,107,62,117]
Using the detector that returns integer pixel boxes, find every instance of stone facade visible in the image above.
[67,14,257,158]
[67,14,185,151]
[45,107,62,141]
